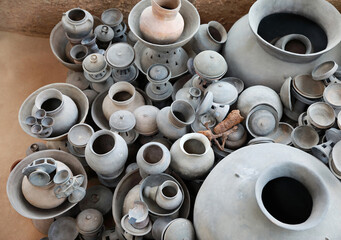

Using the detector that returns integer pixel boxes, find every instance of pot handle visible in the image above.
[10,159,22,172]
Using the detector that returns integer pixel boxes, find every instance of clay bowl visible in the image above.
[18,83,89,141]
[307,102,335,129]
[91,88,152,130]
[112,169,190,240]
[7,150,87,219]
[50,17,102,71]
[293,74,325,99]
[220,77,245,94]
[323,83,341,109]
[291,126,319,151]
[266,122,294,145]
[128,0,200,52]
[279,77,293,111]
[312,61,338,80]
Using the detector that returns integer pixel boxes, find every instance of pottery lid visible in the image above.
[193,50,227,79]
[109,110,136,132]
[68,123,94,148]
[163,218,195,240]
[323,83,341,107]
[205,82,238,105]
[48,217,78,240]
[105,42,135,69]
[101,8,123,27]
[79,185,113,215]
[76,209,103,233]
[94,25,115,42]
[227,124,245,142]
[133,105,160,135]
[82,54,107,73]
[147,64,171,83]
[293,75,324,99]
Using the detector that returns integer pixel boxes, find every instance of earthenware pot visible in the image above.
[76,209,104,240]
[85,130,128,180]
[139,0,184,44]
[62,8,94,38]
[170,133,214,180]
[223,0,341,91]
[133,105,160,136]
[194,143,341,239]
[7,150,87,219]
[19,83,89,141]
[192,21,227,54]
[156,100,195,141]
[137,142,171,178]
[33,88,79,137]
[102,82,145,121]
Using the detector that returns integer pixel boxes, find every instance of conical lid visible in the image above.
[105,43,135,69]
[94,25,115,42]
[109,110,136,132]
[79,185,113,215]
[193,50,227,79]
[76,209,103,233]
[82,54,107,74]
[147,64,171,83]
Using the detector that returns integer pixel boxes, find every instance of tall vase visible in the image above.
[139,0,184,44]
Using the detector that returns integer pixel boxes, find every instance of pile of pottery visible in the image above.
[7,0,341,239]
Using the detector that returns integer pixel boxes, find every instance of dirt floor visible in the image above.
[0,31,68,239]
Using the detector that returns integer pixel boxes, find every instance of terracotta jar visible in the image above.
[76,209,104,240]
[194,143,341,239]
[170,133,214,180]
[136,142,171,178]
[22,160,72,209]
[85,130,128,181]
[61,8,94,39]
[32,88,79,137]
[156,100,195,141]
[139,0,184,44]
[102,82,145,121]
[192,21,227,54]
[133,105,160,136]
[223,0,341,91]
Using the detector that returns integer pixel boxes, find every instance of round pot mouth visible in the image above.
[152,0,182,17]
[189,87,201,98]
[109,82,136,105]
[66,8,87,24]
[275,34,313,54]
[179,133,209,157]
[248,0,341,61]
[160,180,180,200]
[255,162,329,231]
[35,88,64,115]
[89,130,117,156]
[207,21,227,44]
[142,144,164,166]
[169,100,195,128]
[70,44,88,61]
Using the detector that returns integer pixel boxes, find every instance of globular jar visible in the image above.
[102,82,145,121]
[139,0,184,44]
[156,100,195,141]
[61,8,94,39]
[170,133,214,180]
[85,130,128,183]
[33,88,79,137]
[223,0,341,92]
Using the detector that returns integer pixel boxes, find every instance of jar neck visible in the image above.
[151,0,181,20]
[109,83,136,106]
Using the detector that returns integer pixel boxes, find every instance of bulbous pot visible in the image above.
[223,0,341,91]
[33,88,79,137]
[102,82,145,121]
[61,8,94,39]
[22,161,72,209]
[139,0,184,44]
[7,150,87,220]
[85,130,128,178]
[170,133,214,180]
[194,143,341,239]
[191,21,227,54]
[156,100,195,141]
[136,142,171,178]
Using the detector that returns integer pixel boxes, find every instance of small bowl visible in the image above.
[291,126,319,151]
[293,74,325,99]
[323,83,341,108]
[220,77,244,94]
[266,122,294,145]
[307,102,335,129]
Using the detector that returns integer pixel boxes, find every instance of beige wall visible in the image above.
[0,0,340,37]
